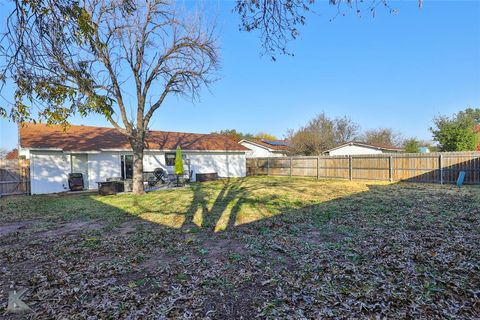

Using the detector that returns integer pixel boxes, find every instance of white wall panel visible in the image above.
[188,152,246,180]
[30,151,70,194]
[87,152,121,188]
[28,150,246,194]
[329,145,383,156]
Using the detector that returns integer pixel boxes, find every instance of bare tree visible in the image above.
[235,0,422,59]
[287,112,359,155]
[1,0,219,194]
[334,115,360,143]
[361,128,403,147]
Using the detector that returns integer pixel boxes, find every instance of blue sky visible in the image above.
[1,0,479,150]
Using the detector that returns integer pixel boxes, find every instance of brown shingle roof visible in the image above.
[5,149,18,160]
[19,123,249,152]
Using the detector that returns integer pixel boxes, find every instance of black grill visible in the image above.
[68,173,84,191]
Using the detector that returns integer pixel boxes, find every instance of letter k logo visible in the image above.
[7,288,31,313]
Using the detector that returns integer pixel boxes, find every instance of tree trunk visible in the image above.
[130,137,145,195]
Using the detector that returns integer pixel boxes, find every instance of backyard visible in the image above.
[1,176,479,318]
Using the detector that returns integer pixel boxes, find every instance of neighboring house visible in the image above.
[5,149,18,160]
[238,139,290,158]
[19,123,248,194]
[419,147,430,154]
[323,141,404,156]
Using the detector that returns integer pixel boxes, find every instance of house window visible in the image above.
[165,153,176,166]
[121,155,133,179]
[165,153,187,166]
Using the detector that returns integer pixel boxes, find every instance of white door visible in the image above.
[71,154,89,189]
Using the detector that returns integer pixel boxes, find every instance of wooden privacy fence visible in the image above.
[0,159,30,196]
[246,152,480,184]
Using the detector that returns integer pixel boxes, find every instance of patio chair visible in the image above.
[153,168,168,184]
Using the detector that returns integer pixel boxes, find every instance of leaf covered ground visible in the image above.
[1,176,479,319]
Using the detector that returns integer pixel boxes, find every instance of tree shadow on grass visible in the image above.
[108,176,342,233]
[6,176,478,238]
[180,177,304,232]
[2,179,479,319]
[182,178,249,232]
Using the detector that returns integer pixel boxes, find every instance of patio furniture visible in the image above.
[97,180,124,195]
[68,173,84,191]
[145,168,169,187]
[196,172,218,182]
[155,168,168,184]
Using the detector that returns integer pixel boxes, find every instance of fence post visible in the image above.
[349,156,353,181]
[439,154,443,184]
[289,157,292,177]
[267,158,270,176]
[317,156,320,179]
[389,155,393,182]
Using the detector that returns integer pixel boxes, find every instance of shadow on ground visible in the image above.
[1,177,479,319]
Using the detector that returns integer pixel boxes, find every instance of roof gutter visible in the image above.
[22,147,247,153]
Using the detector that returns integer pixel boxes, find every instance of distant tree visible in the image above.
[361,128,403,147]
[288,113,360,155]
[213,129,254,142]
[254,132,278,140]
[457,107,480,124]
[430,108,479,151]
[403,138,420,153]
[334,116,360,143]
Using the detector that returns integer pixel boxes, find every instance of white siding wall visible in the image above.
[329,145,383,156]
[144,151,246,181]
[143,152,167,172]
[239,141,285,158]
[18,147,30,159]
[188,152,246,180]
[29,150,246,194]
[87,152,122,188]
[31,151,71,194]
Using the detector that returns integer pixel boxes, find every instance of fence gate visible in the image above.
[0,159,30,196]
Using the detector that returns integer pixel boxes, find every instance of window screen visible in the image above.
[165,153,175,166]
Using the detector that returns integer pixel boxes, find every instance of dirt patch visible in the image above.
[114,220,147,235]
[301,227,347,245]
[198,237,250,260]
[0,221,33,236]
[139,251,177,271]
[36,220,104,237]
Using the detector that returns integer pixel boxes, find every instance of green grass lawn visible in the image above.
[1,176,387,230]
[1,176,479,318]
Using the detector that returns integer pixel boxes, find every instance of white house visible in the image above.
[19,123,248,194]
[323,141,404,156]
[238,139,289,158]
